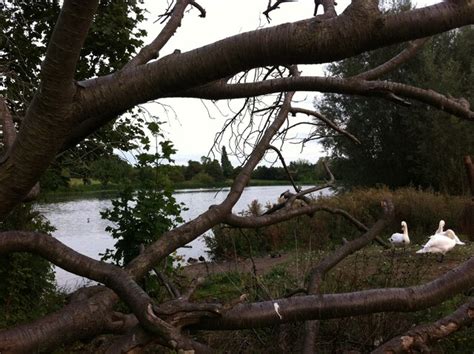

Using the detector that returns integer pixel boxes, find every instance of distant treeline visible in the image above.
[41,146,328,191]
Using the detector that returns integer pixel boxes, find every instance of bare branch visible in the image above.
[123,0,196,69]
[155,269,181,299]
[190,1,206,17]
[373,298,474,353]
[314,0,337,19]
[352,37,430,81]
[262,161,334,216]
[290,106,361,145]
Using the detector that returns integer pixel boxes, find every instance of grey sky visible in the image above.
[139,0,438,167]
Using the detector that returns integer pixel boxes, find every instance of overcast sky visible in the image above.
[138,0,439,167]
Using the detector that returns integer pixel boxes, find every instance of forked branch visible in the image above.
[123,0,200,69]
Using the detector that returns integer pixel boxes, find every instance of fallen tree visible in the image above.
[0,0,473,352]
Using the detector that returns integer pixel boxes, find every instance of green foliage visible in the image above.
[1,0,148,191]
[90,155,133,186]
[39,166,70,191]
[185,160,204,180]
[316,27,474,194]
[252,165,287,180]
[0,204,63,327]
[101,186,183,266]
[101,137,184,266]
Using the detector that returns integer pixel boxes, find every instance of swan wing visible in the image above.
[417,235,455,254]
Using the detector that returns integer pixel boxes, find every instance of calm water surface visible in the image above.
[35,185,332,290]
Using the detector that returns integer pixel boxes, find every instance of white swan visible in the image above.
[388,221,410,246]
[432,220,465,245]
[417,229,457,262]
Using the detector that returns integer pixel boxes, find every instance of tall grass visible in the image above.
[206,187,468,259]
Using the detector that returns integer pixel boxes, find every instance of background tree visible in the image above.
[316,24,474,193]
[221,146,234,178]
[90,155,133,186]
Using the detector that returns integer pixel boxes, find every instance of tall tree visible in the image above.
[315,21,474,193]
[221,146,234,178]
[0,0,473,352]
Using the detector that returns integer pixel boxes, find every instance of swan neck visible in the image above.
[403,225,409,240]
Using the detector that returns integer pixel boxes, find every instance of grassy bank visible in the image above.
[207,187,471,260]
[40,178,318,200]
[188,243,474,353]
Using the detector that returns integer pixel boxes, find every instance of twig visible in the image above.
[268,145,300,193]
[263,0,297,21]
[155,269,181,299]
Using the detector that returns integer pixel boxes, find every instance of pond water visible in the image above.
[35,185,332,290]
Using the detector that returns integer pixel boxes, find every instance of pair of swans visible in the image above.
[389,220,465,261]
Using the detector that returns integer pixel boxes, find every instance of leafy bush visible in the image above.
[101,186,183,266]
[0,204,63,327]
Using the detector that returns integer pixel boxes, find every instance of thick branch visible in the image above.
[196,257,474,330]
[0,0,99,218]
[0,231,196,351]
[373,298,474,353]
[464,155,474,196]
[0,97,16,149]
[66,2,474,150]
[0,99,40,201]
[170,77,473,121]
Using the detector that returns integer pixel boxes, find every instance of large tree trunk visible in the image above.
[461,155,474,240]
